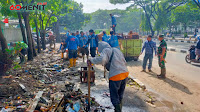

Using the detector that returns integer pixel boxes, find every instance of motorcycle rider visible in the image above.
[195,37,200,61]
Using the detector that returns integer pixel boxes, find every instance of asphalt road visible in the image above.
[154,39,195,51]
[139,50,200,84]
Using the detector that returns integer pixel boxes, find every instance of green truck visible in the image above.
[95,29,110,35]
[95,29,142,61]
[120,39,142,61]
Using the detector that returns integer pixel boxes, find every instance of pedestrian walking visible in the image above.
[108,31,120,49]
[140,35,157,72]
[49,31,56,49]
[59,40,67,59]
[87,41,129,112]
[157,35,167,78]
[83,29,98,57]
[110,14,117,34]
[65,33,79,68]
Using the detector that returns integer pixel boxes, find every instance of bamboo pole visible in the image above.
[87,66,91,111]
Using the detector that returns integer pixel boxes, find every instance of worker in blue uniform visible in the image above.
[83,29,98,57]
[108,31,120,49]
[79,31,89,62]
[65,33,79,67]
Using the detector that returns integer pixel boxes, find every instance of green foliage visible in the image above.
[4,41,27,70]
[84,8,141,33]
[140,13,150,31]
[184,32,188,38]
[13,62,21,70]
[170,3,200,32]
[59,1,91,31]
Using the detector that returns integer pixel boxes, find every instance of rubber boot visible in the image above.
[73,58,76,67]
[61,52,64,59]
[158,68,165,78]
[119,100,123,111]
[66,52,69,60]
[114,104,121,112]
[69,58,73,68]
[162,68,166,78]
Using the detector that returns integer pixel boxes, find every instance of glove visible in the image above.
[87,60,93,67]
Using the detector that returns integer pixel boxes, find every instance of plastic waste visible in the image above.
[67,102,80,112]
[74,102,80,112]
[0,108,8,112]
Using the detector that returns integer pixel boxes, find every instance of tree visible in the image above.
[0,25,8,52]
[59,1,91,32]
[170,3,200,33]
[140,13,151,34]
[110,0,159,36]
[34,11,41,53]
[110,0,186,36]
[193,0,200,9]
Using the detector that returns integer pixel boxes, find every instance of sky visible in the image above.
[74,0,132,13]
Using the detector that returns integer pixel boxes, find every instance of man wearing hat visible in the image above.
[83,29,99,57]
[140,35,157,72]
[157,35,167,78]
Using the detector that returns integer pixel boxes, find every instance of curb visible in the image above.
[129,75,146,90]
[167,47,188,54]
[153,39,189,54]
[153,38,197,44]
[180,50,187,53]
[170,48,176,51]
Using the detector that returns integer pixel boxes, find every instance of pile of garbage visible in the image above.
[0,50,100,112]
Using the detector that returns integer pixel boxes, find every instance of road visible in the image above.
[153,39,195,51]
[152,51,200,83]
[127,50,200,111]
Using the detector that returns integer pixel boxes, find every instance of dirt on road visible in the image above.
[127,57,200,112]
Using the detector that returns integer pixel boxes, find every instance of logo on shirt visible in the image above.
[70,38,76,41]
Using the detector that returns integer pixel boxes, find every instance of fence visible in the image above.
[2,27,23,43]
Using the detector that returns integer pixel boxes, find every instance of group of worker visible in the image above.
[59,29,121,67]
[58,14,129,112]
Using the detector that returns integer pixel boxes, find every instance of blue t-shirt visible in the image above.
[108,35,120,49]
[65,36,79,50]
[102,34,110,43]
[79,35,88,48]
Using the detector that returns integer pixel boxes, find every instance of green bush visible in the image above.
[184,33,188,38]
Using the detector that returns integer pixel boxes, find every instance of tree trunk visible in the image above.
[157,30,159,36]
[23,13,33,60]
[0,25,8,53]
[28,19,37,57]
[55,20,60,42]
[41,30,46,50]
[17,12,27,44]
[184,23,187,33]
[34,18,41,53]
[145,13,154,36]
[169,24,172,34]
